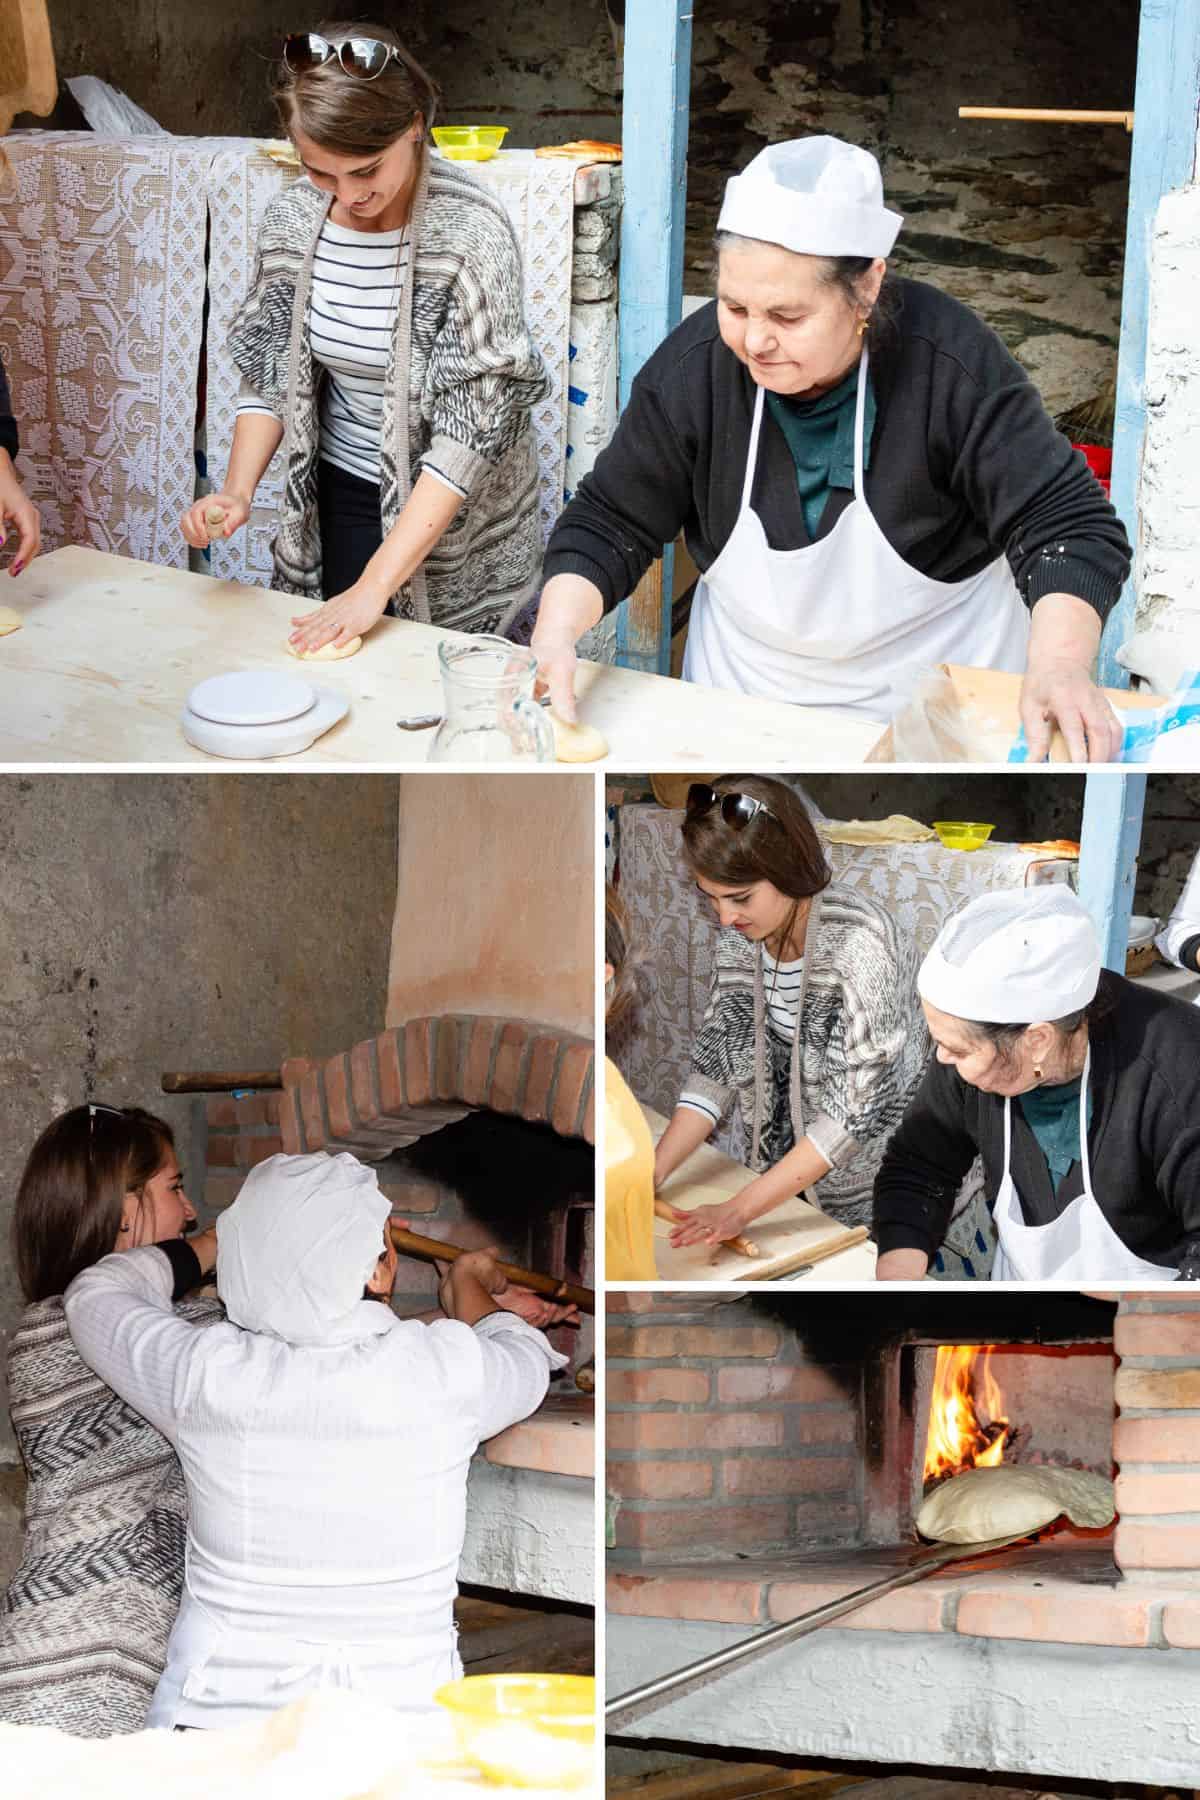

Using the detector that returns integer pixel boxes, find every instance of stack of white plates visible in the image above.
[181,671,349,759]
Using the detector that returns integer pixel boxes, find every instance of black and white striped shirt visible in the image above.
[680,947,805,1124]
[237,216,465,495]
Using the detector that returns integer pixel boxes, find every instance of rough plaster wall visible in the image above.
[387,773,595,1039]
[0,774,398,1462]
[36,0,1133,412]
[1137,186,1200,634]
[460,1460,593,1603]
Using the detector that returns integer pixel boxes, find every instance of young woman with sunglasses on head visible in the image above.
[0,1105,220,1735]
[657,776,928,1251]
[180,23,548,650]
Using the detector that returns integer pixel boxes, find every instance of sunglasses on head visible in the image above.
[685,784,780,831]
[282,32,403,81]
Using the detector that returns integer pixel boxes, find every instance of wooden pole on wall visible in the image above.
[1077,772,1147,972]
[615,0,693,676]
[1099,0,1200,687]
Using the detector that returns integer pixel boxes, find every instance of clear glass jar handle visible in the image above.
[515,697,556,763]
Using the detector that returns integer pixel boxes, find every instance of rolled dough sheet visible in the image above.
[0,604,22,635]
[643,1101,872,1280]
[916,1464,1115,1544]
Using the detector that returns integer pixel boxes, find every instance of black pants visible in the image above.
[317,456,387,607]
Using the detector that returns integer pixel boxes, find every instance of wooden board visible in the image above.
[0,547,885,766]
[643,1104,878,1283]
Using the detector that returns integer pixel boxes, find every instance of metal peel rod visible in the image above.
[605,1532,1029,1733]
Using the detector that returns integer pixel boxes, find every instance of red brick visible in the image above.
[462,1017,500,1105]
[718,1364,851,1404]
[232,1094,271,1126]
[792,1499,861,1535]
[206,1135,240,1168]
[376,1029,408,1116]
[1115,1520,1200,1570]
[767,1579,947,1635]
[349,1039,380,1124]
[434,1016,463,1102]
[324,1054,355,1139]
[202,1174,243,1214]
[1114,1415,1200,1463]
[490,1021,531,1115]
[607,1459,713,1501]
[1114,1368,1200,1409]
[607,1570,763,1624]
[724,1456,854,1498]
[280,1056,318,1089]
[614,1504,790,1552]
[608,1412,784,1452]
[404,1019,434,1107]
[264,1093,282,1126]
[1116,1314,1200,1358]
[1115,1472,1200,1514]
[298,1070,327,1152]
[608,1325,781,1360]
[1162,1600,1200,1648]
[792,1412,857,1446]
[240,1133,283,1168]
[955,1583,1154,1648]
[551,1042,592,1138]
[207,1097,238,1128]
[607,1369,710,1405]
[523,1036,560,1125]
[278,1086,306,1154]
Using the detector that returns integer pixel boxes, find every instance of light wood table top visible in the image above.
[0,547,886,766]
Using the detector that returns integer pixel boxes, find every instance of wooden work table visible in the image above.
[644,1104,879,1283]
[0,547,885,766]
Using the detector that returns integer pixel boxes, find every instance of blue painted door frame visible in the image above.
[1078,773,1148,971]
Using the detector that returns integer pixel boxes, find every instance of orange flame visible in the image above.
[923,1346,1010,1483]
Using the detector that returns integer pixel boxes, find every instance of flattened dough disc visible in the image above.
[550,710,609,763]
[916,1464,1115,1544]
[0,604,22,636]
[287,635,363,662]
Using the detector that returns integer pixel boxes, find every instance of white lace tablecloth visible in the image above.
[0,136,576,590]
[614,801,1069,1150]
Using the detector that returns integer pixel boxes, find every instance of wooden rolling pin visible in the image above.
[740,1224,871,1281]
[163,1070,283,1093]
[654,1196,761,1259]
[959,106,1133,131]
[389,1223,594,1314]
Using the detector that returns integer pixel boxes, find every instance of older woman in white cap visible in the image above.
[873,888,1200,1281]
[533,135,1129,761]
[62,1151,568,1728]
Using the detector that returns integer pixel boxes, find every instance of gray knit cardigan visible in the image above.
[228,156,549,633]
[683,883,930,1224]
[0,1293,222,1735]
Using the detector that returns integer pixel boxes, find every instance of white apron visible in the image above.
[991,1047,1177,1281]
[682,348,1030,719]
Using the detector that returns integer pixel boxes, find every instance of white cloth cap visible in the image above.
[217,1152,392,1345]
[718,136,903,258]
[918,887,1102,1024]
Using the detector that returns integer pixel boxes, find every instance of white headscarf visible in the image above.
[217,1152,392,1345]
[718,136,903,258]
[919,887,1102,1024]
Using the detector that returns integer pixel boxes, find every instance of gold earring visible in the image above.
[1033,1065,1044,1081]
[857,313,869,338]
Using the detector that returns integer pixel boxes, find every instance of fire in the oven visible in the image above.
[923,1346,1011,1484]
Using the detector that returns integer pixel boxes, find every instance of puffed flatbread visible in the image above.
[916,1464,1115,1544]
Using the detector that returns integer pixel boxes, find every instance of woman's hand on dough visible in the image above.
[181,491,250,550]
[668,1197,749,1249]
[1019,658,1123,763]
[289,580,391,655]
[531,630,579,723]
[0,456,41,576]
[493,1285,580,1329]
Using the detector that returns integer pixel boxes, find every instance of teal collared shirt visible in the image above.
[765,363,876,539]
[1017,1075,1094,1193]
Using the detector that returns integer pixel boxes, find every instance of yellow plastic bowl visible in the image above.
[432,125,509,161]
[933,820,996,851]
[435,1674,595,1788]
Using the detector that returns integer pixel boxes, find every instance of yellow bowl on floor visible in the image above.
[435,1674,595,1788]
[432,125,508,161]
[933,820,996,851]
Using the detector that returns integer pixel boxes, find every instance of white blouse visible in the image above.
[64,1246,565,1730]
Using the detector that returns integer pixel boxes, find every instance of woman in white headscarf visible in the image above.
[1156,846,1200,993]
[533,136,1129,762]
[873,889,1200,1281]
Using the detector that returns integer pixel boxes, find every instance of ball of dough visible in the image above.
[915,1464,1115,1544]
[205,506,226,530]
[550,710,609,763]
[286,635,363,662]
[0,604,23,636]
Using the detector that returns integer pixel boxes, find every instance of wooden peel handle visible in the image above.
[740,1224,871,1281]
[162,1070,283,1093]
[654,1196,761,1259]
[959,106,1133,130]
[389,1224,594,1314]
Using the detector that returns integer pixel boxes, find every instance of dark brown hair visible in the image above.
[961,985,1115,1070]
[13,1105,176,1303]
[605,883,638,1028]
[271,21,441,156]
[681,775,830,901]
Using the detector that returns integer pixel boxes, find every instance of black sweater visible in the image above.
[873,972,1200,1272]
[0,353,17,460]
[543,279,1130,621]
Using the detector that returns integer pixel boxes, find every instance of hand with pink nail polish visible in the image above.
[0,448,41,577]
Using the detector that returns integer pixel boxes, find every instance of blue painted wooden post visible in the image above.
[1077,773,1147,971]
[1099,0,1200,687]
[614,1,693,676]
